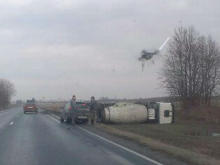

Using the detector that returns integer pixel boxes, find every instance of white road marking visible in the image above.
[78,126,163,165]
[47,115,60,123]
[9,121,14,125]
[50,113,60,120]
[48,114,163,165]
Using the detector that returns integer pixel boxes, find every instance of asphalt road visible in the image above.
[0,107,164,165]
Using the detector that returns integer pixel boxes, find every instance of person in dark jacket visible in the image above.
[70,95,77,125]
[70,95,76,107]
[88,96,97,125]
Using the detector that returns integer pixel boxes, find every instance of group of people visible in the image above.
[70,95,98,125]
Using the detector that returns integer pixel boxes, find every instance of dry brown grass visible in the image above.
[38,102,66,112]
[96,123,220,165]
[177,106,220,124]
[105,106,220,159]
[98,106,220,164]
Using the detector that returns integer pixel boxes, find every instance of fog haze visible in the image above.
[0,0,219,100]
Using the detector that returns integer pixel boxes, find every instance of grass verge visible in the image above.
[96,123,220,165]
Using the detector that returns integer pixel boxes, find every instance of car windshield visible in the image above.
[26,100,35,104]
[76,102,89,109]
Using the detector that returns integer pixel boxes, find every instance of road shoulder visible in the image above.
[46,111,187,165]
[89,123,220,165]
[46,110,219,165]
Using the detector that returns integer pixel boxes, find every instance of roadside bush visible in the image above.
[0,79,15,109]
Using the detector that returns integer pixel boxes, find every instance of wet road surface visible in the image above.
[0,107,162,165]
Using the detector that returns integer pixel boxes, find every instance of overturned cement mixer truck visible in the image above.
[101,102,174,124]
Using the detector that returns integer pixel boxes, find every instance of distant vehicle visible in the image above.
[23,100,38,114]
[60,102,90,124]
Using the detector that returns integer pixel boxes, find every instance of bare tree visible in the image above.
[199,36,220,105]
[0,79,16,109]
[163,26,220,106]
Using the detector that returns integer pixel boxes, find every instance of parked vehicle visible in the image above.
[60,102,90,124]
[23,100,38,114]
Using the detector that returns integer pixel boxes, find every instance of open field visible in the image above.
[95,123,220,165]
[107,121,220,159]
[103,106,220,159]
[38,102,66,114]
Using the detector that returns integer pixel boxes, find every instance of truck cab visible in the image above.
[147,102,174,124]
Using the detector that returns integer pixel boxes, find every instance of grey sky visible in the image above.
[0,0,219,100]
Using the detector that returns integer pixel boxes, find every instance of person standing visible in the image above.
[70,95,77,125]
[71,95,76,107]
[88,96,97,125]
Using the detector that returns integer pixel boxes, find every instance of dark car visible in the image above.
[60,101,90,124]
[23,100,38,114]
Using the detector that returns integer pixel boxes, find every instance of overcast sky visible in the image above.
[0,0,219,100]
